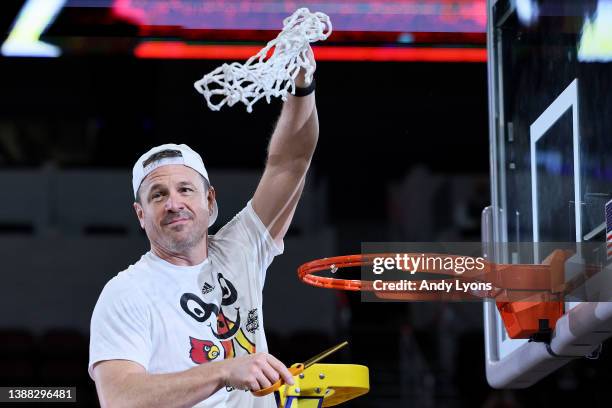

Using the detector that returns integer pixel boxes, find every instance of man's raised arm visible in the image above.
[252,47,320,242]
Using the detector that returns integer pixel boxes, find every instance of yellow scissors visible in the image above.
[251,341,348,397]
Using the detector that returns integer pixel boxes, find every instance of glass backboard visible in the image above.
[484,0,612,388]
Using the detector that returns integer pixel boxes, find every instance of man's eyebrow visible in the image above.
[146,183,166,193]
[177,180,197,187]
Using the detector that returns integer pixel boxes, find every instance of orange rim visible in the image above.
[297,254,369,291]
[296,251,581,300]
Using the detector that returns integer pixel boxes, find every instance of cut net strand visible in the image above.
[193,8,332,112]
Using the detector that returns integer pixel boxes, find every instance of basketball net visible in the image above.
[193,8,332,113]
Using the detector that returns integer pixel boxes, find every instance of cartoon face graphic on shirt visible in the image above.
[181,272,257,363]
[189,337,220,363]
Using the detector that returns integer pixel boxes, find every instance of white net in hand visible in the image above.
[193,8,332,113]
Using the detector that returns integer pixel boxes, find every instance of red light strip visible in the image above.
[134,42,486,62]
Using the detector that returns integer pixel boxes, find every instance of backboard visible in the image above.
[483,0,612,388]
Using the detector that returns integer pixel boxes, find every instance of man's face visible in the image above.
[133,164,215,254]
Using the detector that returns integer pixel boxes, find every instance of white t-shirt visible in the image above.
[89,201,283,408]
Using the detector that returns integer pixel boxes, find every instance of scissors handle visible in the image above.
[251,363,304,397]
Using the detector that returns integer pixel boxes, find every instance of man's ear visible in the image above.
[133,202,145,229]
[207,186,216,214]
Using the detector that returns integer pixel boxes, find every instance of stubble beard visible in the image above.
[156,216,208,255]
[167,222,207,253]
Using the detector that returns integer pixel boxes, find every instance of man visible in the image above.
[89,51,319,408]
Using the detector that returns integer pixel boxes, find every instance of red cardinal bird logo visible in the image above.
[189,337,221,364]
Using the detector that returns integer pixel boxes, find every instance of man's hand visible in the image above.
[221,353,295,391]
[295,45,316,88]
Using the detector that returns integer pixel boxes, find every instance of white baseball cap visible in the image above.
[132,143,218,227]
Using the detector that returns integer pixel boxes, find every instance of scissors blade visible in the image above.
[302,341,349,369]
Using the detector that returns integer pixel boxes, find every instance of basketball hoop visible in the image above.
[297,251,571,297]
[297,250,585,338]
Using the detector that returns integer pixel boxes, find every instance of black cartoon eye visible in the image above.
[204,345,210,351]
[180,293,218,322]
[217,273,237,306]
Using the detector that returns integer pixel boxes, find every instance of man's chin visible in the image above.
[165,236,198,252]
[164,229,205,248]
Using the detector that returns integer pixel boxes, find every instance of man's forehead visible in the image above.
[141,164,201,188]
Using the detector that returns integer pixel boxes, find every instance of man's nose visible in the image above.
[164,190,185,211]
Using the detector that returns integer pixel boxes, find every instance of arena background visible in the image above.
[0,0,611,407]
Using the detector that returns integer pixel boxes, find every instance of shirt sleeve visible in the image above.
[88,274,152,380]
[213,200,284,283]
